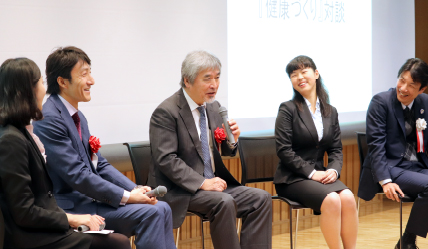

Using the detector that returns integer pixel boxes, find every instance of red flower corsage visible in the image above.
[214,127,227,149]
[89,136,102,154]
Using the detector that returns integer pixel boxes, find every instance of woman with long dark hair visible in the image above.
[0,57,131,249]
[274,55,358,248]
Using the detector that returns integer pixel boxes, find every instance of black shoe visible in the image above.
[395,232,418,249]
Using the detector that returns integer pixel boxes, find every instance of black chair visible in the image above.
[123,142,151,186]
[123,142,208,248]
[0,208,4,249]
[355,132,415,248]
[238,135,310,249]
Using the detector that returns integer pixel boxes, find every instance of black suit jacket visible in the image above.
[0,124,85,248]
[274,100,343,185]
[358,89,428,201]
[148,89,240,228]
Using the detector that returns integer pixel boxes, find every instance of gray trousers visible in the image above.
[188,185,272,249]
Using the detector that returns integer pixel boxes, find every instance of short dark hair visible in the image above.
[0,58,43,127]
[285,55,331,117]
[46,46,91,94]
[397,58,428,89]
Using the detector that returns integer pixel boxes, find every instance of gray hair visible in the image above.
[180,50,222,88]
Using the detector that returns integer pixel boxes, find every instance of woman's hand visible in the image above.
[66,213,105,231]
[321,169,337,184]
[311,171,326,183]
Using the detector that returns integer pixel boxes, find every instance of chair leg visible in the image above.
[237,218,241,235]
[176,227,180,248]
[400,200,403,249]
[201,218,205,249]
[295,209,299,249]
[130,236,136,249]
[290,207,293,249]
[357,197,360,216]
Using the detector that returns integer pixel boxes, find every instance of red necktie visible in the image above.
[72,112,82,140]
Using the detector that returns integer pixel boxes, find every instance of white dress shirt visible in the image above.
[303,97,338,180]
[182,89,216,173]
[58,95,130,205]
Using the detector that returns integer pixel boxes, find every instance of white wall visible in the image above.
[0,0,415,143]
[0,0,227,144]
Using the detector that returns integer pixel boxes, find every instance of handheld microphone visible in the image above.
[218,106,235,144]
[145,186,167,197]
[77,222,106,232]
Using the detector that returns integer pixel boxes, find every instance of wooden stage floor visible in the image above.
[176,198,428,249]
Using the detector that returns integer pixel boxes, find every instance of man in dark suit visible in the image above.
[359,58,428,249]
[148,50,272,249]
[33,46,176,249]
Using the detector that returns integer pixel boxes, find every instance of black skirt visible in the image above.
[275,179,348,214]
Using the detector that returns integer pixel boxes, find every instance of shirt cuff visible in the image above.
[199,179,206,189]
[379,179,392,186]
[326,169,339,179]
[308,169,316,179]
[120,190,131,205]
[227,139,238,148]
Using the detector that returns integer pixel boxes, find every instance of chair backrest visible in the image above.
[238,135,278,185]
[356,132,368,175]
[123,141,151,185]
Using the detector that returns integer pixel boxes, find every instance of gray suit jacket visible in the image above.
[148,89,240,228]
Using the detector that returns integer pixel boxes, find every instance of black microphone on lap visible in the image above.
[77,222,106,232]
[218,106,235,144]
[145,185,167,197]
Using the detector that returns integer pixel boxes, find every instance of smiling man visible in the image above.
[359,58,428,249]
[148,50,272,249]
[33,46,176,249]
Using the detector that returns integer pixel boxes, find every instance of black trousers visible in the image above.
[32,232,131,249]
[391,160,428,237]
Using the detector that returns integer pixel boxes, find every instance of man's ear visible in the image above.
[419,86,427,94]
[57,77,67,90]
[184,78,190,88]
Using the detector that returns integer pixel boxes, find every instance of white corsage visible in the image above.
[416,118,426,153]
[416,118,427,131]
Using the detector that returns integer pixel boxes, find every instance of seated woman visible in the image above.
[0,58,131,249]
[274,55,358,249]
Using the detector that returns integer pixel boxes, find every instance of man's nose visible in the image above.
[88,75,95,85]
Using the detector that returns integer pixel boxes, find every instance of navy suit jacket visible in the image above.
[358,88,428,201]
[33,94,136,214]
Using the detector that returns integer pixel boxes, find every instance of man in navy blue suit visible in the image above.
[33,46,176,249]
[359,58,428,249]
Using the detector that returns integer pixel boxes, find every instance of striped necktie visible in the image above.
[197,106,214,179]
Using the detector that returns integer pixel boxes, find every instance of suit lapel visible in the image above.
[50,95,97,173]
[22,128,49,173]
[392,91,406,137]
[297,101,319,143]
[177,90,204,161]
[206,103,221,151]
[51,95,84,147]
[320,113,330,142]
[79,112,98,173]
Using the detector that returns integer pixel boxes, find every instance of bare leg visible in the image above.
[320,192,342,249]
[338,189,358,249]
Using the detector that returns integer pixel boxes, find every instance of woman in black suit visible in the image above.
[0,58,131,249]
[274,56,358,249]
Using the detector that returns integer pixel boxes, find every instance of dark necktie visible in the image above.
[197,106,214,179]
[72,112,82,140]
[403,106,417,161]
